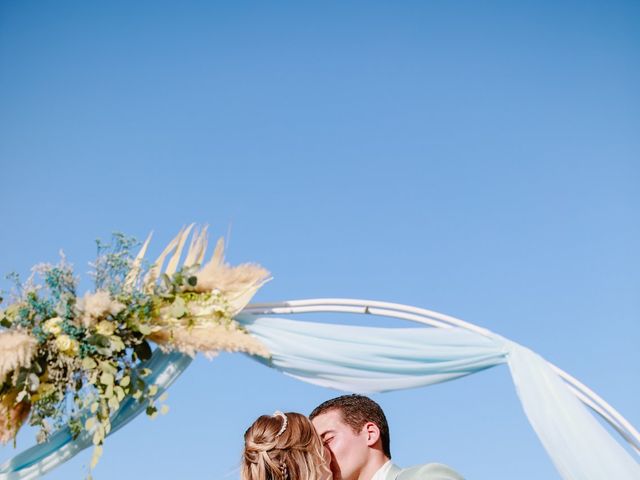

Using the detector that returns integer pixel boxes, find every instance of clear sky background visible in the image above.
[1,1,638,479]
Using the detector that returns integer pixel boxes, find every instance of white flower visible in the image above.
[77,291,125,328]
[54,335,78,356]
[42,317,63,336]
[95,320,116,337]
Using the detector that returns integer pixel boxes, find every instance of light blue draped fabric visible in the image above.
[238,315,640,480]
[506,343,640,479]
[2,315,638,480]
[0,351,192,480]
[237,315,508,391]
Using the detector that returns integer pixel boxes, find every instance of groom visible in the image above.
[310,395,464,480]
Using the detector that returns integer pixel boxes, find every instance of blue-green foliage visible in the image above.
[93,233,140,295]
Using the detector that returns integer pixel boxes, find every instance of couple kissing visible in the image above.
[242,394,463,480]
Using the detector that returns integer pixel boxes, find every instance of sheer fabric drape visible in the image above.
[2,315,637,480]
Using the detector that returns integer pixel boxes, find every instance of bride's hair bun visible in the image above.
[241,412,329,480]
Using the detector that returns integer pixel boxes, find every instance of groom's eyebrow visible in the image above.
[319,430,334,440]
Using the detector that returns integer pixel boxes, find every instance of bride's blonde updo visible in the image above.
[242,412,330,480]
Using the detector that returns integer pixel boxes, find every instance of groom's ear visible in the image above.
[363,422,381,447]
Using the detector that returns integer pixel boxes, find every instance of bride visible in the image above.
[242,411,332,480]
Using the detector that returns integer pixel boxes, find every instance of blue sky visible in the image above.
[1,1,638,479]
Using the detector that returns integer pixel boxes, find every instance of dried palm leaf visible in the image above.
[0,331,38,385]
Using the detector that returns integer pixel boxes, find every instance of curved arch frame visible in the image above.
[243,298,640,457]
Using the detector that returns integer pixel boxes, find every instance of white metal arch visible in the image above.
[243,297,640,457]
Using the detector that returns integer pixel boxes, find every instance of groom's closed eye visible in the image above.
[320,432,334,444]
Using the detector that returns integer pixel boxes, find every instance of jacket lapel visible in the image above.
[384,464,402,480]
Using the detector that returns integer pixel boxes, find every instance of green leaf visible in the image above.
[114,386,125,402]
[109,336,125,352]
[15,370,28,389]
[98,361,117,375]
[82,358,97,370]
[88,334,111,348]
[169,296,187,318]
[99,372,114,386]
[90,445,103,469]
[69,418,82,439]
[85,417,96,430]
[108,396,119,411]
[92,429,103,446]
[138,324,153,335]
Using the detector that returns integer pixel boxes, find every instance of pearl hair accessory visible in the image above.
[273,411,288,438]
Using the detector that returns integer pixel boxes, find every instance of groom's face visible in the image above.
[312,409,369,480]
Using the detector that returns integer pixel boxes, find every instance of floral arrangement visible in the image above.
[0,226,270,471]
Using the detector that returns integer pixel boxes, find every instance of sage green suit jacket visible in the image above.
[384,463,464,480]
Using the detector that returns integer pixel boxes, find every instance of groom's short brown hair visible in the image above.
[310,394,391,458]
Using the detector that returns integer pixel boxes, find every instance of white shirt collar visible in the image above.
[370,460,393,480]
